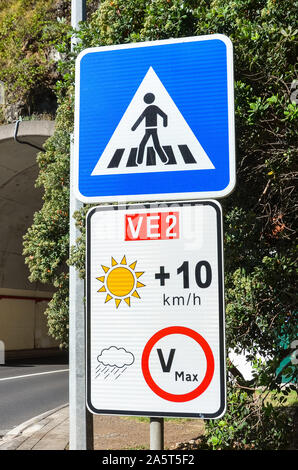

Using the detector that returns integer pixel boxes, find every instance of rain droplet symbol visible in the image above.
[95,346,135,380]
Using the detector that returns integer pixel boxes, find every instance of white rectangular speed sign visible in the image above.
[86,201,226,418]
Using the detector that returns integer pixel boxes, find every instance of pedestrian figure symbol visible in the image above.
[131,93,168,165]
[91,67,215,176]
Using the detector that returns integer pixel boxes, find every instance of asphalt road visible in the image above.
[0,355,69,436]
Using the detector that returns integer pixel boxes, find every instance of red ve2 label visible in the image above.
[125,212,180,241]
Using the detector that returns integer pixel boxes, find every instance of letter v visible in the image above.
[157,349,176,372]
[128,216,143,238]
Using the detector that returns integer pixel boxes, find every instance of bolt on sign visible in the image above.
[86,201,226,418]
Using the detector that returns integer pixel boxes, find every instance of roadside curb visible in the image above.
[0,404,68,450]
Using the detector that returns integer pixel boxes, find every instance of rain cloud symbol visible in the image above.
[95,346,135,380]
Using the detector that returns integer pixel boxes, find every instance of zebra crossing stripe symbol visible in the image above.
[91,67,215,176]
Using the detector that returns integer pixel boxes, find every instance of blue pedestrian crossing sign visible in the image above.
[74,35,235,202]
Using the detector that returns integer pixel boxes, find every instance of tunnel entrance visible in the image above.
[0,120,59,358]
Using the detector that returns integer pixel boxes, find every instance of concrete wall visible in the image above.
[0,288,57,351]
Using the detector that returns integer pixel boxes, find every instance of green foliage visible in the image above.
[21,0,297,447]
[23,87,73,347]
[0,0,71,121]
[199,386,295,450]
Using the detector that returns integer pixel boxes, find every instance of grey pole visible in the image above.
[71,0,86,39]
[0,340,5,365]
[150,417,164,450]
[69,0,93,450]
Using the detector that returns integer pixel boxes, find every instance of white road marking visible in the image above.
[0,369,69,382]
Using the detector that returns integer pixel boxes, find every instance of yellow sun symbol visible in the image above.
[96,256,145,308]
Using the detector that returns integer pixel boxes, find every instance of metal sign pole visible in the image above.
[69,140,93,450]
[69,0,93,450]
[150,417,164,450]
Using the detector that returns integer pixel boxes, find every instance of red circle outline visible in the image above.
[141,326,214,402]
